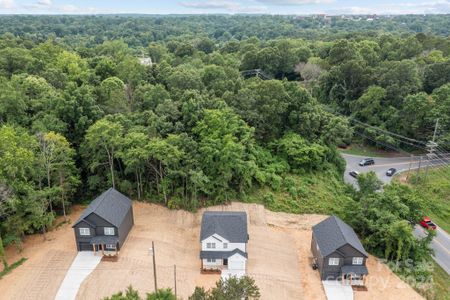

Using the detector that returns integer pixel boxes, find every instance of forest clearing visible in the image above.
[0,202,423,300]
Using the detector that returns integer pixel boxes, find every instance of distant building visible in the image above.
[200,211,249,278]
[139,57,153,66]
[72,188,134,255]
[311,216,368,285]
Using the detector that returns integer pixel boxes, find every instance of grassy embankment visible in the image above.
[406,168,450,233]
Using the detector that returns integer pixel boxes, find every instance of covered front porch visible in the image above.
[90,236,120,257]
[341,265,369,286]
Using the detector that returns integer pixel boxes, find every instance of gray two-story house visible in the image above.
[311,215,368,285]
[72,188,134,254]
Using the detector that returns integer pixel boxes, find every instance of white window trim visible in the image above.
[206,258,216,263]
[105,244,116,250]
[79,228,90,236]
[223,243,228,249]
[104,227,115,236]
[328,257,340,266]
[352,257,364,265]
[206,242,216,249]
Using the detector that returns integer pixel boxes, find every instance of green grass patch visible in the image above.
[339,144,405,158]
[246,170,352,215]
[0,257,27,280]
[431,261,450,300]
[407,169,450,232]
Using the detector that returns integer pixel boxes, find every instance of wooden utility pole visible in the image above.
[406,154,413,181]
[425,119,439,180]
[416,156,423,177]
[174,265,177,298]
[150,241,158,292]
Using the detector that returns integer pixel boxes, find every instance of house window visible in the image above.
[328,258,340,266]
[104,227,115,235]
[207,242,216,249]
[353,257,364,265]
[207,258,216,263]
[105,244,116,250]
[223,243,228,249]
[79,228,90,236]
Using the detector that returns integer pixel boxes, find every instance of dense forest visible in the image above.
[0,14,449,298]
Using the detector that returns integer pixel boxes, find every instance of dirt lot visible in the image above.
[0,202,424,300]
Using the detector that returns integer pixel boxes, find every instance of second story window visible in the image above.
[223,243,228,249]
[352,257,364,265]
[328,257,340,266]
[79,228,90,236]
[206,242,216,249]
[104,227,115,235]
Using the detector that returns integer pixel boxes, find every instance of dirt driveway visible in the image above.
[0,202,424,300]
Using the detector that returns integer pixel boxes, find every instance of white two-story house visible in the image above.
[200,211,249,278]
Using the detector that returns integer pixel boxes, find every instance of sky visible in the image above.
[0,0,449,15]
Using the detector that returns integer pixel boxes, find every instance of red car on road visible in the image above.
[419,217,437,230]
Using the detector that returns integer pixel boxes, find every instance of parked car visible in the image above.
[386,168,397,176]
[419,217,437,230]
[349,170,359,178]
[359,158,375,166]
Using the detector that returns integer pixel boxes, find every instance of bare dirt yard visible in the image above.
[0,202,424,300]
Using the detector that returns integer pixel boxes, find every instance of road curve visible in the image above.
[341,153,450,275]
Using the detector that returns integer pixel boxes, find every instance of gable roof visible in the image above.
[312,215,368,257]
[200,249,248,259]
[200,211,248,243]
[73,188,132,228]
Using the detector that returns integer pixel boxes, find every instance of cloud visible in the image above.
[326,0,450,14]
[0,0,15,9]
[180,0,238,9]
[180,0,267,12]
[37,0,52,6]
[256,0,334,5]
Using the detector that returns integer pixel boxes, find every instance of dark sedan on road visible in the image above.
[349,170,359,178]
[386,168,397,176]
[359,158,375,166]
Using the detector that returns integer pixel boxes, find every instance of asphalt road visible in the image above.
[414,226,450,275]
[342,153,450,275]
[342,153,449,187]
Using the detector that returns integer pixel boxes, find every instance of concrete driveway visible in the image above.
[55,252,102,300]
[322,281,353,300]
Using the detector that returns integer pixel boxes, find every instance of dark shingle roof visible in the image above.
[312,215,368,257]
[341,265,369,275]
[200,211,248,243]
[90,236,119,245]
[200,249,248,259]
[73,188,132,228]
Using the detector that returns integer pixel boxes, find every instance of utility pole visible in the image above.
[406,154,413,181]
[416,156,422,177]
[174,265,177,298]
[149,241,158,292]
[425,119,439,179]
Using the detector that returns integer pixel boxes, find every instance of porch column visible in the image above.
[101,244,104,255]
[92,243,96,255]
[349,274,352,286]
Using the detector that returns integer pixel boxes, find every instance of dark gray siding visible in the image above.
[117,206,134,249]
[338,244,367,266]
[312,236,368,280]
[311,234,325,279]
[73,220,95,251]
[322,251,344,280]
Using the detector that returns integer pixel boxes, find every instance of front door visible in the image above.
[223,259,228,266]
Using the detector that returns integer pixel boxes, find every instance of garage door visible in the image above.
[78,242,92,251]
[229,260,245,271]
